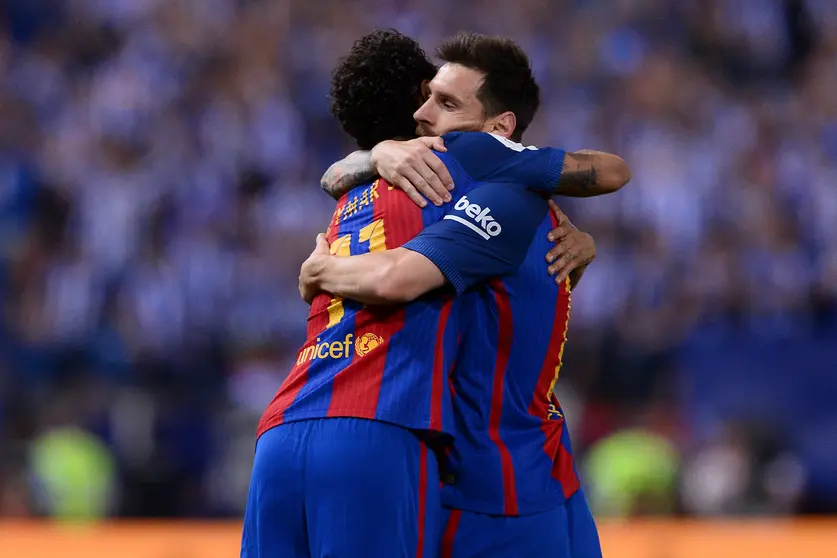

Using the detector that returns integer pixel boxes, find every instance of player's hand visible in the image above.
[544,200,596,285]
[370,138,454,208]
[299,234,330,304]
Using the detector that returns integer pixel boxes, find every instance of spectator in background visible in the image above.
[583,403,680,517]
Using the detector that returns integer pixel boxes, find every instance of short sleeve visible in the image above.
[402,181,548,294]
[442,132,566,196]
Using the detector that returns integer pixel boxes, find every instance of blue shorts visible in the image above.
[440,488,601,558]
[565,488,602,558]
[241,418,441,558]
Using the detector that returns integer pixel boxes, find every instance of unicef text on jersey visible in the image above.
[296,333,384,365]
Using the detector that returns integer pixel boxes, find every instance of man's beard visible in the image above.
[416,123,434,137]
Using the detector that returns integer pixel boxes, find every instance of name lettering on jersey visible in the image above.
[339,180,380,223]
[444,195,502,240]
[296,332,385,365]
[547,403,563,421]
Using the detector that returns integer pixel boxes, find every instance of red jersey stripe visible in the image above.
[487,279,519,516]
[555,441,580,498]
[430,298,454,431]
[380,178,424,248]
[440,509,462,558]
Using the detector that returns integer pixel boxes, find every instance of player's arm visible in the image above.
[554,149,631,198]
[300,182,548,304]
[366,133,630,202]
[300,240,445,305]
[320,150,377,200]
[320,137,453,207]
[321,134,629,209]
[438,132,630,198]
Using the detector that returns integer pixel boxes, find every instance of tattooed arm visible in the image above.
[320,150,375,200]
[320,136,452,203]
[553,150,631,198]
[321,140,630,202]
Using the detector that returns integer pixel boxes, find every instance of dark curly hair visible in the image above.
[330,30,438,150]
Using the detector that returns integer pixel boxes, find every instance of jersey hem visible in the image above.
[258,409,454,441]
[441,487,578,517]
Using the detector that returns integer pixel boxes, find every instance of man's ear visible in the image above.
[485,111,517,139]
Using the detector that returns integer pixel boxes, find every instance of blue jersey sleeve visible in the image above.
[403,182,548,294]
[441,131,566,196]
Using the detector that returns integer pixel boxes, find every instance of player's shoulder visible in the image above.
[441,131,540,152]
[439,132,544,183]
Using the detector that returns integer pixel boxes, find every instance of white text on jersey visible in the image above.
[444,195,503,240]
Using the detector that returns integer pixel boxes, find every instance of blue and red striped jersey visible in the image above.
[389,134,582,515]
[257,132,563,441]
[257,178,462,440]
[441,211,581,516]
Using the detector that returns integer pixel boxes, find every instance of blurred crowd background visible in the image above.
[0,0,835,521]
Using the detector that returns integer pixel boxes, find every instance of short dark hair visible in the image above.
[437,32,540,142]
[330,30,438,150]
